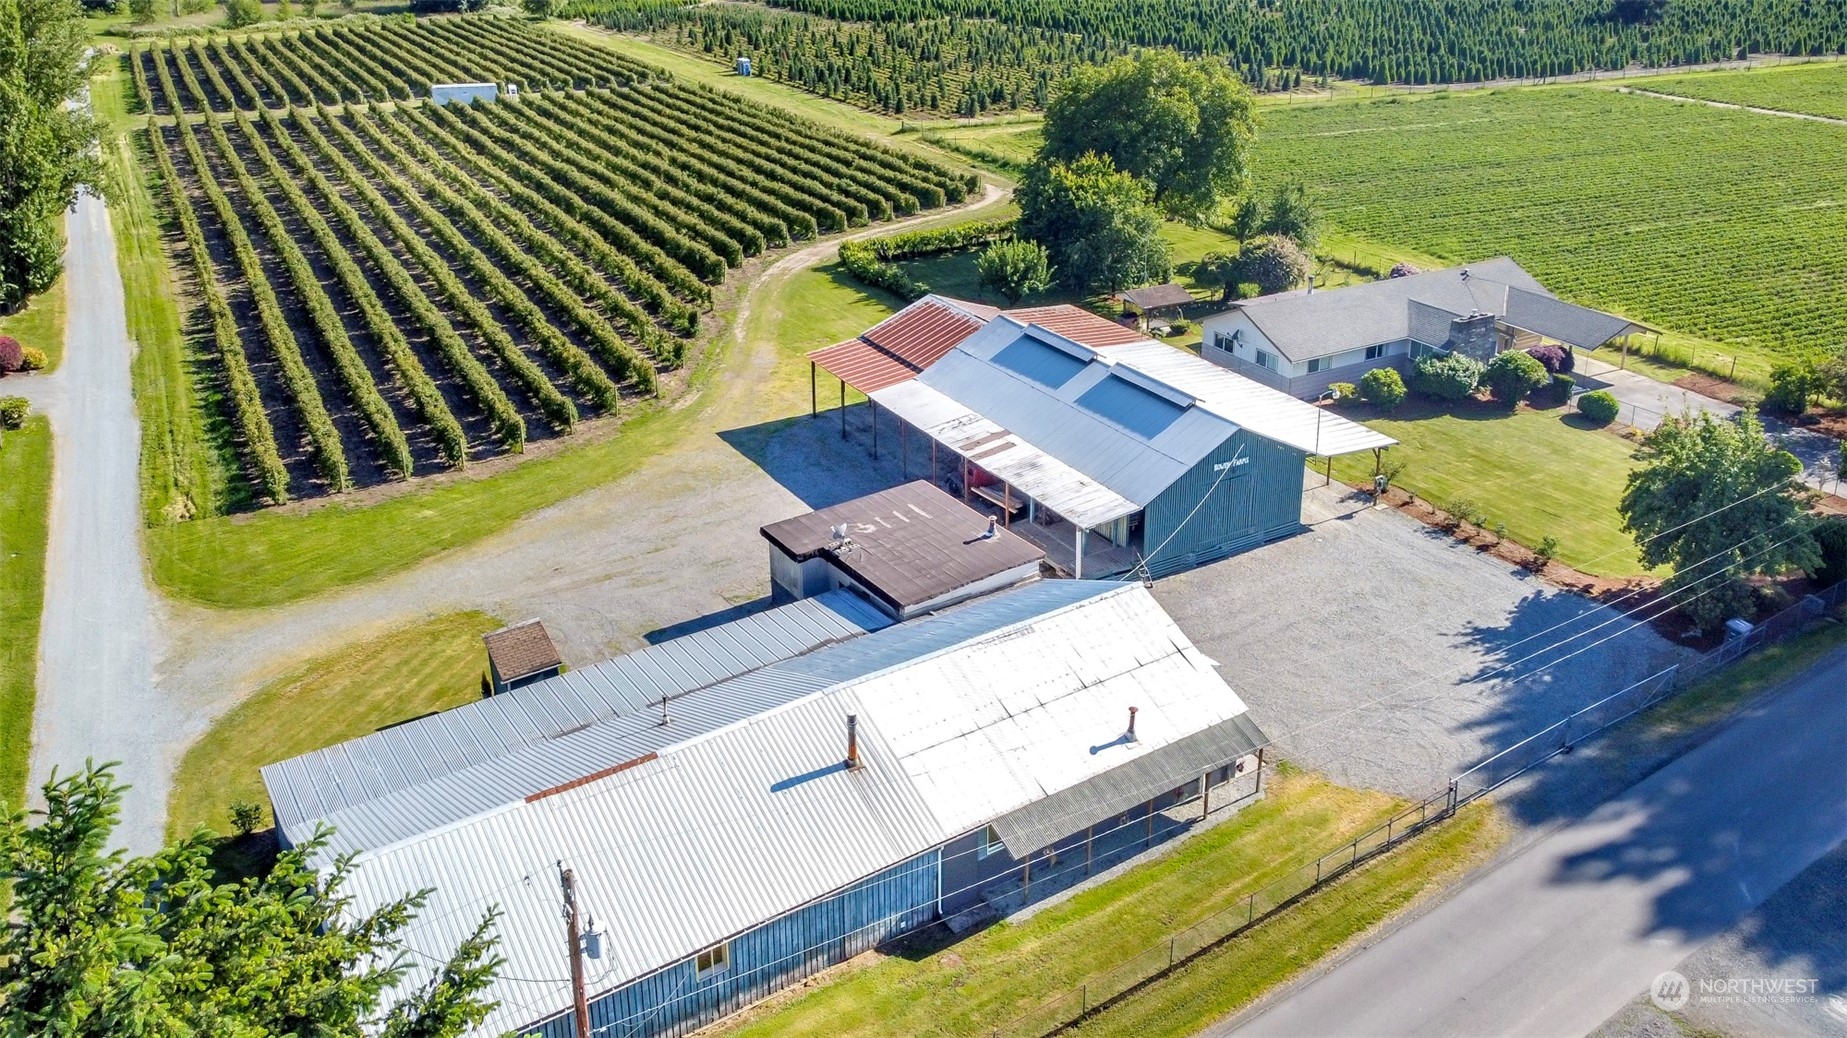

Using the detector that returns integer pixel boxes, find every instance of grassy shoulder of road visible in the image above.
[95,57,226,527]
[1646,614,1847,738]
[165,611,501,839]
[0,417,53,809]
[715,770,1509,1038]
[0,271,65,373]
[1325,399,1650,578]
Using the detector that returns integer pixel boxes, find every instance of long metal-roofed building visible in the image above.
[865,314,1395,579]
[262,580,1269,1038]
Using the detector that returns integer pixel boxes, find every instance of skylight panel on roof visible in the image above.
[992,336,1090,388]
[1075,375,1187,440]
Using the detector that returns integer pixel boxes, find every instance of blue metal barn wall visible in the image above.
[527,851,941,1038]
[1141,432,1306,578]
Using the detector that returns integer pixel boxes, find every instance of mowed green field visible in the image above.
[1253,87,1847,380]
[1646,61,1847,120]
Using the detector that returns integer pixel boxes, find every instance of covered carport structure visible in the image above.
[806,295,995,457]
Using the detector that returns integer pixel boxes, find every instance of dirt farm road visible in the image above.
[31,183,1004,851]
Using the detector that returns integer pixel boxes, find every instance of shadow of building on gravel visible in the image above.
[718,396,919,511]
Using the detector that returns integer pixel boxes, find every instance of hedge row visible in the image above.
[398,103,693,363]
[322,106,624,411]
[174,116,350,491]
[232,113,474,469]
[288,108,578,433]
[839,218,1015,300]
[541,90,804,245]
[145,119,289,503]
[352,106,659,391]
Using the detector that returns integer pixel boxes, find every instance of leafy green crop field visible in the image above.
[1252,88,1847,380]
[1645,61,1847,121]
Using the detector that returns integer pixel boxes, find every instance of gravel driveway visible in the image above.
[1152,484,1698,797]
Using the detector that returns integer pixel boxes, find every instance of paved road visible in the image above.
[1216,641,1847,1038]
[24,194,163,850]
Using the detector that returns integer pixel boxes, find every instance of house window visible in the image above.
[977,825,1004,861]
[1365,344,1386,361]
[1306,357,1331,374]
[695,942,730,977]
[1255,349,1278,372]
[1213,331,1235,353]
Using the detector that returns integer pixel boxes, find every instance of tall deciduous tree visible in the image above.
[1017,152,1170,295]
[1618,409,1817,631]
[1260,178,1324,250]
[1233,234,1310,297]
[0,763,505,1037]
[0,0,98,311]
[1040,50,1257,222]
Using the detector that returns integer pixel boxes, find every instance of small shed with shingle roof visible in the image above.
[482,618,564,695]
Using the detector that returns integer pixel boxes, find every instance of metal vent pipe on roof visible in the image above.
[985,515,998,539]
[1128,706,1139,741]
[846,714,861,769]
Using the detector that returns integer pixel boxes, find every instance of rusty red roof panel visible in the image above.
[1004,305,1148,348]
[861,301,988,368]
[808,339,922,395]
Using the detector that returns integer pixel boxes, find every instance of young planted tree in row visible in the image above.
[0,763,505,1036]
[1618,409,1817,631]
[976,238,1053,305]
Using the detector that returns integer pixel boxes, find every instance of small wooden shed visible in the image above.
[482,619,563,695]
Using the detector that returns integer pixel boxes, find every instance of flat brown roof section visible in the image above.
[761,481,1046,614]
[483,619,564,683]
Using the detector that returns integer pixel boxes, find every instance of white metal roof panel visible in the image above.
[1103,342,1398,456]
[327,582,1265,1037]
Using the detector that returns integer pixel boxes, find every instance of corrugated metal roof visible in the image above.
[1102,342,1398,457]
[319,582,1264,1037]
[808,296,992,394]
[1004,304,1147,348]
[262,591,891,840]
[807,338,920,395]
[990,713,1268,854]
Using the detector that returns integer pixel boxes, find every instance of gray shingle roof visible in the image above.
[1221,257,1623,362]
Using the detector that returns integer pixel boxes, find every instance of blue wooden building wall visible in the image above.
[1141,431,1306,578]
[526,851,940,1038]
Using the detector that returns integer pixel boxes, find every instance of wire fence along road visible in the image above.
[991,582,1847,1038]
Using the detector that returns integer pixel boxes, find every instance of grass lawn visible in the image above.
[717,769,1508,1038]
[165,611,501,839]
[0,417,53,808]
[1324,400,1651,578]
[1646,615,1847,738]
[0,271,65,373]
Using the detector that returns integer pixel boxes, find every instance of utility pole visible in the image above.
[560,867,591,1038]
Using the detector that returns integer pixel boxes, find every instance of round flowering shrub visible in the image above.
[0,335,23,374]
[1578,389,1621,425]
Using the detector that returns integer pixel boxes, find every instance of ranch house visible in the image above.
[1195,258,1653,398]
[261,579,1269,1038]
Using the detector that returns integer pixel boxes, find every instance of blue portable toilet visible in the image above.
[736,57,752,77]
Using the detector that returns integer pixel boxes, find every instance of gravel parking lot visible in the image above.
[1153,483,1699,798]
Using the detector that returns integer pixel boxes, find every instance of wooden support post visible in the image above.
[1324,454,1334,487]
[1145,801,1154,848]
[1202,770,1211,819]
[560,868,591,1038]
[900,421,907,480]
[839,379,847,439]
[810,362,817,417]
[1085,824,1093,876]
[961,457,970,504]
[1003,482,1012,528]
[870,399,878,459]
[1255,747,1265,794]
[1022,855,1031,904]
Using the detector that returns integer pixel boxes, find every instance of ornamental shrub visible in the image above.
[1577,389,1621,425]
[1359,366,1407,411]
[1410,351,1483,402]
[1388,261,1421,278]
[1327,381,1358,402]
[1484,349,1548,407]
[0,396,28,430]
[0,335,21,373]
[1810,518,1847,589]
[1764,357,1828,415]
[1524,344,1575,374]
[1535,372,1574,406]
[19,346,46,371]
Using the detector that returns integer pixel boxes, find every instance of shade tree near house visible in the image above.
[1039,50,1257,222]
[976,238,1053,305]
[0,0,97,313]
[1017,152,1170,294]
[1618,409,1816,632]
[0,763,504,1037]
[1233,235,1311,297]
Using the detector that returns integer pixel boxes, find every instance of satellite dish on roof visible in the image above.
[830,524,848,541]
